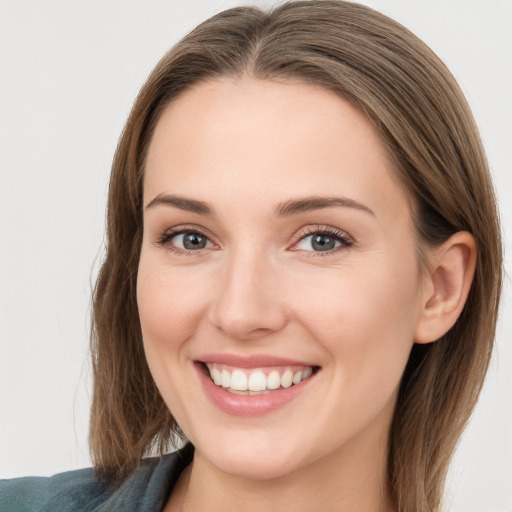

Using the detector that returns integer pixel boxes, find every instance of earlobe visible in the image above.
[414,231,477,344]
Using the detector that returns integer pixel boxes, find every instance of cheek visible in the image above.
[288,256,421,382]
[136,260,212,383]
[291,257,420,335]
[136,257,212,424]
[137,261,205,342]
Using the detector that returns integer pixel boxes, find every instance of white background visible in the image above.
[0,1,510,511]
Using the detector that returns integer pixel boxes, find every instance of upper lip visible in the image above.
[197,353,318,369]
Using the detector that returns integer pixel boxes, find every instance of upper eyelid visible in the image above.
[293,225,354,242]
[158,224,215,240]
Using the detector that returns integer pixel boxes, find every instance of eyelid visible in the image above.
[289,225,354,255]
[155,224,219,254]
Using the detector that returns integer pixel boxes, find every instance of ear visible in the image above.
[414,231,476,344]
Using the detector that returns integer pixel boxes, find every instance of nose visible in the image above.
[208,249,288,341]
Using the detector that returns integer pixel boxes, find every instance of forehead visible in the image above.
[143,78,408,222]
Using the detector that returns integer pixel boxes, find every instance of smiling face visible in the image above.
[137,78,428,482]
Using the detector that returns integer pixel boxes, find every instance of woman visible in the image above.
[0,1,503,511]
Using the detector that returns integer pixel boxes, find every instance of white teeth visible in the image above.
[230,370,248,391]
[267,370,281,390]
[221,369,231,388]
[210,367,222,385]
[206,363,315,392]
[248,371,267,391]
[281,370,293,388]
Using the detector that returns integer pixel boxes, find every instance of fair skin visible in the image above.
[137,78,476,512]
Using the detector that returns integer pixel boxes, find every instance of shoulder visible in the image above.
[0,466,107,512]
[0,444,194,512]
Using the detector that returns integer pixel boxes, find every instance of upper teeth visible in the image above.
[205,363,313,392]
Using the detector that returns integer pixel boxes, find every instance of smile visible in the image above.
[196,356,319,416]
[205,363,314,395]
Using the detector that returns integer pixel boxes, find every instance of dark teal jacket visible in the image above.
[0,444,193,512]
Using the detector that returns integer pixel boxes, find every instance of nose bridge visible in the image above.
[209,243,286,340]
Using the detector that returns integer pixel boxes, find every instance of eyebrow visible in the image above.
[146,194,213,215]
[274,196,375,218]
[145,193,374,218]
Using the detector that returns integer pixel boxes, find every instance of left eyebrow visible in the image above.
[274,196,375,218]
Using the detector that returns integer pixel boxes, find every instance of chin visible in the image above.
[192,431,307,481]
[213,450,302,481]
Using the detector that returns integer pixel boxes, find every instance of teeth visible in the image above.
[231,370,248,391]
[281,370,293,388]
[210,367,222,385]
[221,369,231,388]
[267,370,281,390]
[248,371,267,391]
[205,363,315,392]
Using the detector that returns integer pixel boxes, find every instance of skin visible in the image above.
[137,78,475,512]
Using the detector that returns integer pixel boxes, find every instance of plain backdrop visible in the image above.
[0,1,510,511]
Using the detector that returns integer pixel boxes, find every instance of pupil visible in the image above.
[183,233,206,250]
[312,234,335,251]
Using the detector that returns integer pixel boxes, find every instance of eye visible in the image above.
[292,227,352,254]
[157,229,214,253]
[173,232,212,250]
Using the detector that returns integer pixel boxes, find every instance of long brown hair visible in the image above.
[89,2,503,510]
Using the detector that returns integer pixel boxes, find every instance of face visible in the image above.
[137,78,427,481]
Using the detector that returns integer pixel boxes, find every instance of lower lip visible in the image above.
[195,363,315,416]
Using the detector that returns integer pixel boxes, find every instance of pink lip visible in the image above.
[195,360,317,417]
[198,352,316,368]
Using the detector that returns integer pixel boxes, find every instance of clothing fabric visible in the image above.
[0,443,194,512]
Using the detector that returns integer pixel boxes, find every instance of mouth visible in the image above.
[195,354,320,416]
[203,362,316,396]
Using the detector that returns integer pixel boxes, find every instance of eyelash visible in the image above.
[155,225,353,257]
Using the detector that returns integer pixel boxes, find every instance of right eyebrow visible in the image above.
[145,194,214,216]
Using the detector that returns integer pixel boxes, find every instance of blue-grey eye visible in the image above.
[172,232,211,250]
[295,233,344,252]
